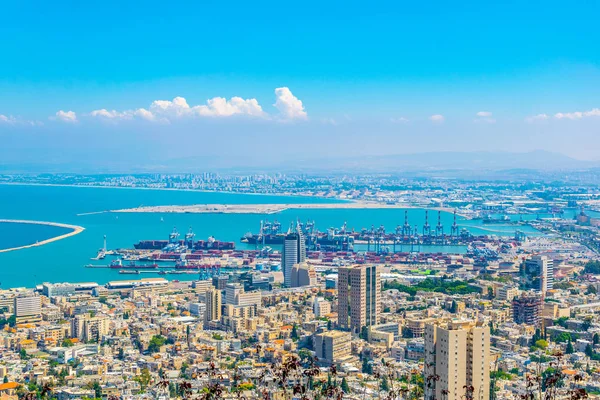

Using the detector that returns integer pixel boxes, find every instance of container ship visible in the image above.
[134,227,235,250]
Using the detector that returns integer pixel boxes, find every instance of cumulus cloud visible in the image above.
[192,97,264,117]
[54,88,307,125]
[89,95,265,123]
[273,87,307,120]
[554,108,600,120]
[474,111,496,124]
[429,114,444,123]
[54,110,77,123]
[390,117,409,123]
[89,108,156,121]
[525,113,549,123]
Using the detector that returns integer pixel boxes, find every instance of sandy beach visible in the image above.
[0,219,85,253]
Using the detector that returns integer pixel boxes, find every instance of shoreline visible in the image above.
[110,202,468,217]
[0,219,85,253]
[0,182,346,201]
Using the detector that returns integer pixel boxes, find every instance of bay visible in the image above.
[0,184,540,288]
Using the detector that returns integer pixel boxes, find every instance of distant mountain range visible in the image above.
[0,150,598,174]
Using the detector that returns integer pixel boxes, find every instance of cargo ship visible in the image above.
[109,259,158,269]
[134,227,235,250]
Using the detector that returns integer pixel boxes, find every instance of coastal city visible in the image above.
[1,171,600,400]
[1,1,599,399]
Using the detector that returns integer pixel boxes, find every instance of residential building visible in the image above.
[338,264,381,333]
[205,287,222,326]
[512,292,542,326]
[314,330,352,365]
[424,320,490,400]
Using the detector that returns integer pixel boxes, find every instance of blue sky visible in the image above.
[0,1,599,167]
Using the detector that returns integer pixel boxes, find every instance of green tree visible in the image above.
[554,332,572,343]
[92,382,102,399]
[327,320,332,330]
[594,333,599,345]
[361,358,372,374]
[341,377,350,393]
[360,326,369,341]
[584,260,600,274]
[554,317,569,328]
[380,376,390,392]
[534,339,548,349]
[449,300,457,313]
[134,368,152,393]
[566,340,574,354]
[62,338,74,347]
[147,335,167,353]
[586,285,597,295]
[586,343,594,357]
[291,324,299,340]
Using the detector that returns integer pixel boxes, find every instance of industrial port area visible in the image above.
[3,172,600,400]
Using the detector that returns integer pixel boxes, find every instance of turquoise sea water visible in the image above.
[0,184,541,288]
[0,222,72,251]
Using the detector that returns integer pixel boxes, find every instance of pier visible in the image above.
[0,219,85,253]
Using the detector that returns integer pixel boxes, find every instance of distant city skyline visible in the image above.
[1,1,599,164]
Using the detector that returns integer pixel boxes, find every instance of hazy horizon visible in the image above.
[1,1,599,168]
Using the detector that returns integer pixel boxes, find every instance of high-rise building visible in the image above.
[291,262,317,287]
[14,294,41,322]
[205,287,222,327]
[224,283,261,307]
[338,264,381,333]
[282,226,306,287]
[512,292,542,326]
[523,255,553,294]
[424,320,490,400]
[314,330,352,365]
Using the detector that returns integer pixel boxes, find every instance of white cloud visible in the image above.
[1,114,43,126]
[89,108,156,121]
[89,95,265,123]
[192,97,264,117]
[390,117,409,123]
[63,88,305,125]
[525,113,549,123]
[429,114,444,123]
[54,110,77,123]
[273,87,307,120]
[554,108,600,120]
[0,115,18,124]
[90,109,131,119]
[474,111,496,124]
